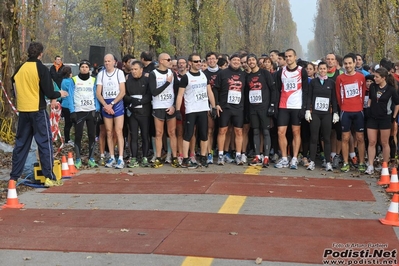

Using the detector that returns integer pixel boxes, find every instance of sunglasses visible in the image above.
[192,60,201,63]
[163,58,171,62]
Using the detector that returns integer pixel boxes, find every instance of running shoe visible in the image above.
[165,153,172,164]
[224,153,234,163]
[262,157,269,168]
[152,159,163,168]
[181,158,198,169]
[358,163,366,173]
[274,158,289,168]
[207,153,213,164]
[307,161,315,171]
[321,159,327,167]
[150,155,157,163]
[325,162,333,172]
[115,159,125,169]
[241,154,247,164]
[200,156,208,168]
[190,155,197,164]
[236,155,243,165]
[44,178,55,187]
[128,157,139,168]
[365,165,374,175]
[105,158,116,168]
[74,159,82,169]
[332,155,341,169]
[301,157,310,167]
[141,157,150,167]
[218,154,224,166]
[271,153,279,163]
[351,156,359,168]
[249,156,262,166]
[88,158,98,168]
[290,157,298,170]
[171,158,180,168]
[341,163,350,172]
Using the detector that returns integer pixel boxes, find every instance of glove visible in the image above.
[70,113,77,123]
[95,111,102,123]
[267,104,275,117]
[332,113,339,124]
[305,110,312,122]
[211,107,217,119]
[130,97,141,107]
[176,110,182,121]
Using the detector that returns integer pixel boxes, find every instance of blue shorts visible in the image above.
[102,99,124,118]
[340,111,364,132]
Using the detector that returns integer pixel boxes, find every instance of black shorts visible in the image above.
[367,117,391,130]
[250,109,270,129]
[184,111,208,141]
[152,108,176,121]
[340,111,364,132]
[219,108,244,128]
[277,108,301,127]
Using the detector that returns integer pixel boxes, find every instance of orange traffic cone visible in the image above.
[380,193,399,226]
[378,162,390,186]
[67,152,78,175]
[1,180,24,209]
[386,168,399,193]
[61,155,71,179]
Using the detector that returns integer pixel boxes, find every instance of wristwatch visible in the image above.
[111,101,115,105]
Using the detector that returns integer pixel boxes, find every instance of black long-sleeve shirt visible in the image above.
[307,77,338,115]
[124,74,152,116]
[245,68,276,111]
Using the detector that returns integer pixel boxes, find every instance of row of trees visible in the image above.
[1,0,302,121]
[17,0,302,63]
[310,0,399,64]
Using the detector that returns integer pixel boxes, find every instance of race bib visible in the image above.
[195,87,208,102]
[314,97,329,111]
[344,83,359,98]
[363,95,369,108]
[103,85,118,100]
[227,90,241,104]
[159,91,173,101]
[283,78,298,92]
[249,90,262,104]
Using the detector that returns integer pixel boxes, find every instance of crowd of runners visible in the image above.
[55,49,399,174]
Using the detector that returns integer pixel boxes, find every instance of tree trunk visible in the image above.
[0,0,21,143]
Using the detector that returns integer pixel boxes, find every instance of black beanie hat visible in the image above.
[79,60,91,68]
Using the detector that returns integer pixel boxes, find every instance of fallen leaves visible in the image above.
[255,257,262,264]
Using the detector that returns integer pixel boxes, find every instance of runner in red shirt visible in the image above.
[335,53,367,172]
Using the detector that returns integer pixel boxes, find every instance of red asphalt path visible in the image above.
[43,173,375,201]
[0,209,397,264]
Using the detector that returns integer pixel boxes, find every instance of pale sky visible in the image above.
[289,0,317,56]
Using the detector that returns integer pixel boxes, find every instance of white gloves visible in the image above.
[305,110,312,122]
[333,113,339,124]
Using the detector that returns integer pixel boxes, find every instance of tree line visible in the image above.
[0,0,301,119]
[310,0,399,64]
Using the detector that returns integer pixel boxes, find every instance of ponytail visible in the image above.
[387,74,398,90]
